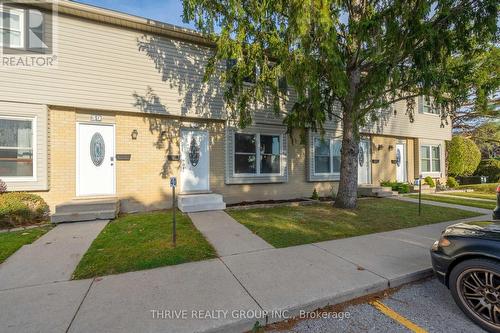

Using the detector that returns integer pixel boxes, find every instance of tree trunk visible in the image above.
[334,114,360,209]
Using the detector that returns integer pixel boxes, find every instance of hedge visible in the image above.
[447,136,481,177]
[474,159,500,183]
[0,193,49,229]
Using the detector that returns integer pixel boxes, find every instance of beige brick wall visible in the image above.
[37,108,449,213]
[37,108,77,211]
[37,108,339,212]
[370,135,418,185]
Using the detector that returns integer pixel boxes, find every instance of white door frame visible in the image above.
[180,128,210,194]
[358,138,372,184]
[76,122,116,197]
[396,142,407,182]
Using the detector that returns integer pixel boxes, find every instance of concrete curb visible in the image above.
[388,267,434,288]
[263,279,389,327]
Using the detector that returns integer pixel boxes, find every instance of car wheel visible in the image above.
[449,258,500,333]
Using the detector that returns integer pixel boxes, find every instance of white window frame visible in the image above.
[233,132,284,177]
[422,96,440,115]
[0,7,25,49]
[0,115,37,182]
[420,144,441,175]
[313,136,341,177]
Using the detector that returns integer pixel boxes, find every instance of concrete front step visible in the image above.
[358,186,395,198]
[51,198,120,223]
[55,198,119,213]
[51,210,117,224]
[178,193,226,213]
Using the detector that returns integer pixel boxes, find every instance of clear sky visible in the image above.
[76,0,196,29]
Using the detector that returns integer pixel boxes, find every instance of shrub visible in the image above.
[474,159,500,183]
[424,176,435,188]
[446,176,459,188]
[311,188,320,200]
[380,180,410,193]
[0,192,49,228]
[0,179,6,193]
[447,136,481,176]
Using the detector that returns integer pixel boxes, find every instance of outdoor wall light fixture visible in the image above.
[388,145,394,151]
[377,144,384,150]
[160,131,168,141]
[131,129,138,140]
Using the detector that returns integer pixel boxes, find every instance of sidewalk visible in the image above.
[0,212,490,333]
[189,210,273,256]
[0,220,108,290]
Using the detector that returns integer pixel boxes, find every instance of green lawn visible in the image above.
[227,199,480,248]
[437,192,496,200]
[0,226,52,263]
[408,194,496,210]
[458,183,498,194]
[72,210,216,279]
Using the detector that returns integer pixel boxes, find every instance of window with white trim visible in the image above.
[422,96,439,115]
[0,7,25,48]
[421,145,440,173]
[234,132,282,175]
[313,137,341,175]
[0,117,35,179]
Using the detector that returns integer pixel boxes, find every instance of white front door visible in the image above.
[180,129,209,193]
[396,143,407,182]
[358,139,371,184]
[77,123,115,196]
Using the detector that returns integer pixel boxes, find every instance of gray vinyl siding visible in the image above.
[361,98,452,140]
[225,124,288,184]
[0,9,450,141]
[0,102,48,191]
[0,13,225,119]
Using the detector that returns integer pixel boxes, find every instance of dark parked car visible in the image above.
[493,184,500,220]
[431,220,500,332]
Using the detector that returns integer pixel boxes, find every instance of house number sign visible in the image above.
[91,115,103,122]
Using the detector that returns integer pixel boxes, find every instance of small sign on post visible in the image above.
[418,174,422,216]
[170,176,177,247]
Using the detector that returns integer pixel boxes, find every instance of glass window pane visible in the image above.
[315,156,330,174]
[1,29,21,47]
[260,135,280,155]
[432,146,440,159]
[332,156,341,173]
[421,146,430,159]
[234,133,255,153]
[421,159,430,172]
[314,138,330,156]
[332,141,341,173]
[2,11,22,31]
[0,118,33,148]
[0,148,33,177]
[235,154,256,174]
[0,118,34,178]
[261,155,280,174]
[432,159,440,172]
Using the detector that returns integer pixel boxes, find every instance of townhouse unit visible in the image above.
[0,1,451,218]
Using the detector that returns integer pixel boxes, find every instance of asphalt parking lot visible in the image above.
[267,278,486,333]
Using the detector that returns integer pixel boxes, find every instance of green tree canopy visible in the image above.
[447,136,482,176]
[182,0,498,208]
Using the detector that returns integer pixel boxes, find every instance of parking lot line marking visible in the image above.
[370,300,428,333]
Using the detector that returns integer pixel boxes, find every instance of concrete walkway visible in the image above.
[0,213,492,333]
[188,210,273,256]
[393,196,492,215]
[0,220,108,290]
[429,193,496,202]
